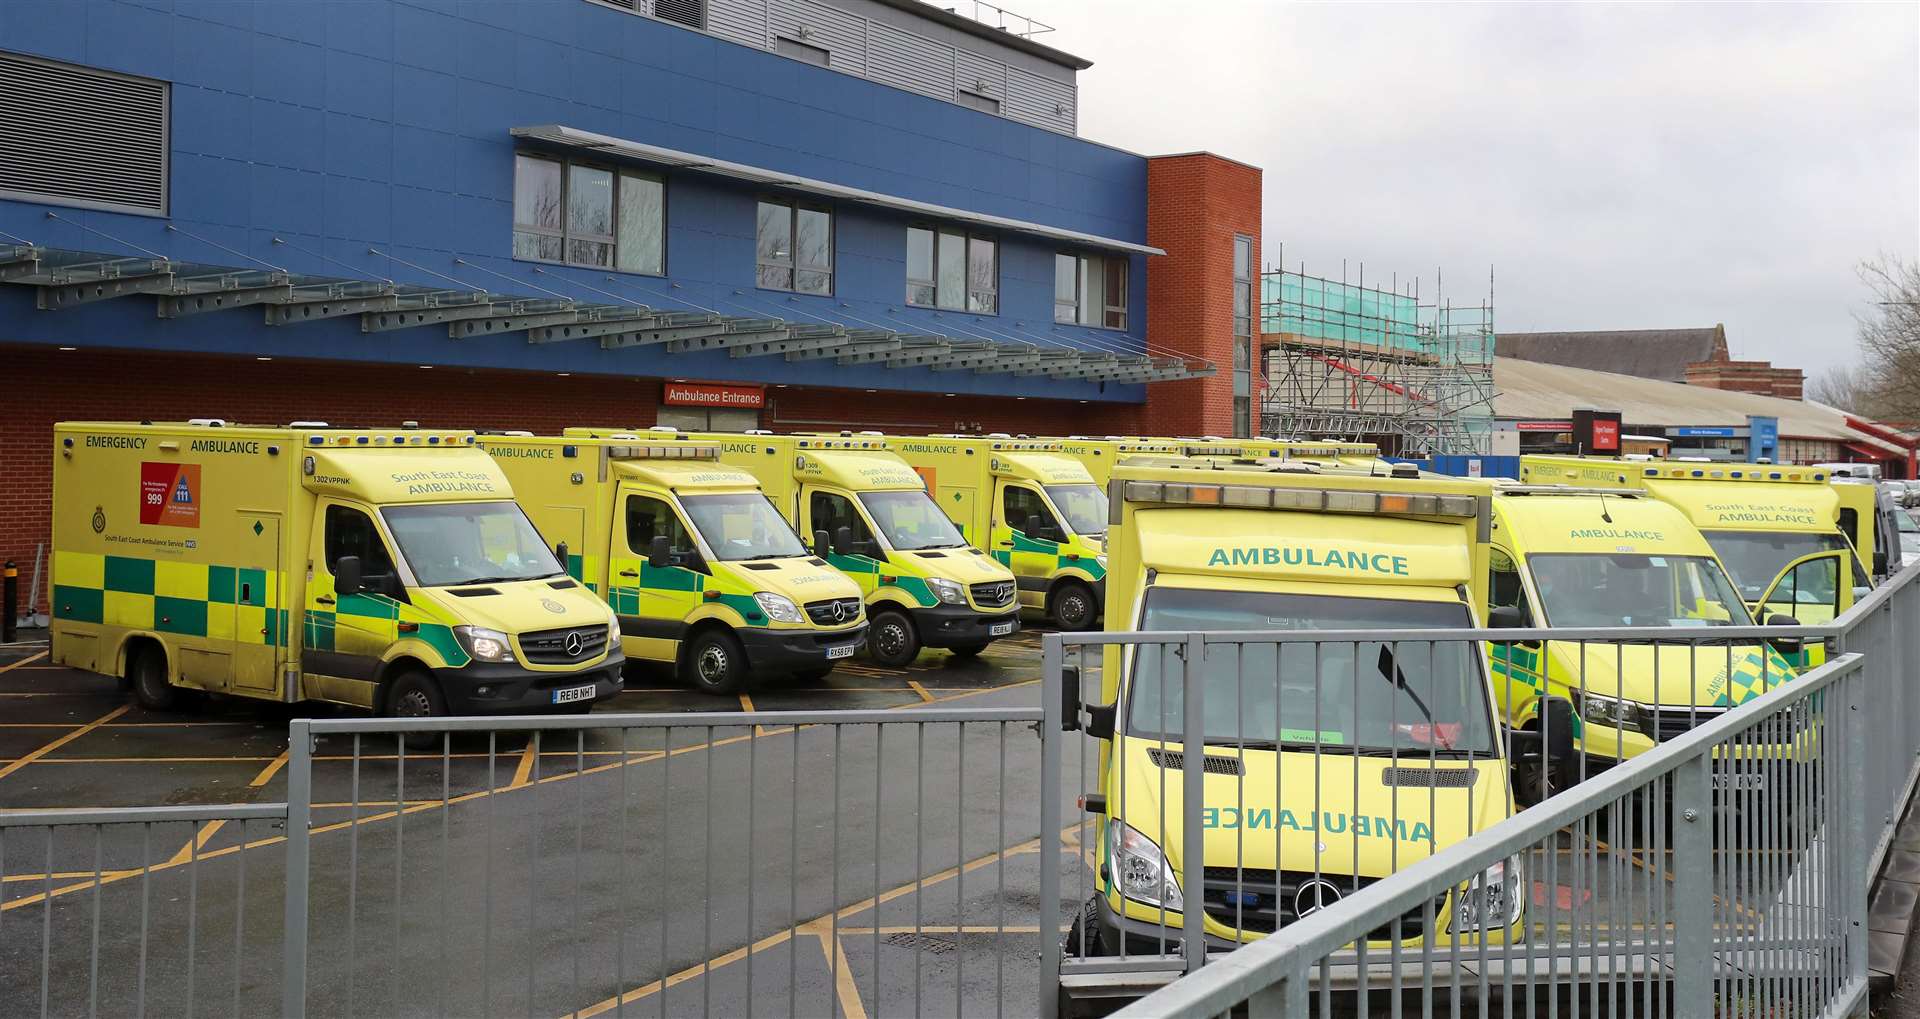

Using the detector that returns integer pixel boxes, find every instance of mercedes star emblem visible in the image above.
[1294,878,1343,919]
[563,631,584,657]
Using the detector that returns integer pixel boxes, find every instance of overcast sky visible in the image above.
[1027,1,1919,376]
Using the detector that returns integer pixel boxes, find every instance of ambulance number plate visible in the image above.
[826,643,857,661]
[990,622,1015,636]
[552,685,597,705]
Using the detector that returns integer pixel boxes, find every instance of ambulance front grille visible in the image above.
[1643,704,1800,746]
[1144,748,1242,776]
[971,581,1016,608]
[518,625,608,665]
[804,598,863,626]
[1200,868,1447,940]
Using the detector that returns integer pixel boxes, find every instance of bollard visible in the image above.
[2,561,14,644]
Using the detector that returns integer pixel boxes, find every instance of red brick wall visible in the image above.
[1144,152,1263,437]
[1,345,1142,614]
[1684,360,1805,400]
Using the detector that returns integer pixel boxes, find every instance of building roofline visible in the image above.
[1146,150,1264,173]
[868,0,1095,69]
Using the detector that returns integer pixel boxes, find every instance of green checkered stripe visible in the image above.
[303,592,468,666]
[53,551,286,643]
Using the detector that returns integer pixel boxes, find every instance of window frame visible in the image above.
[1053,251,1129,331]
[905,224,999,315]
[755,197,835,296]
[1232,234,1255,438]
[512,151,667,277]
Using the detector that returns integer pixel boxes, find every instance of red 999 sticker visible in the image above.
[139,462,201,528]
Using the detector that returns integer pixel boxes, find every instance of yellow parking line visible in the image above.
[0,650,49,673]
[824,930,868,1019]
[0,704,129,782]
[508,741,539,789]
[164,749,289,867]
[906,680,934,703]
[834,924,1045,935]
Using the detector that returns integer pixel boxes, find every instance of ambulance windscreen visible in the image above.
[858,490,965,551]
[1125,589,1494,756]
[680,493,808,561]
[381,501,563,587]
[1702,530,1855,601]
[1528,553,1752,628]
[1044,484,1107,537]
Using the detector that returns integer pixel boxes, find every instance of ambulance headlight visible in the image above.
[1108,820,1183,911]
[753,592,804,623]
[1456,856,1523,930]
[926,577,967,606]
[454,626,515,663]
[1575,691,1641,731]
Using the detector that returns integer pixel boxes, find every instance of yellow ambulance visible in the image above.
[1049,437,1185,487]
[481,431,866,694]
[667,430,1020,667]
[1518,455,1868,618]
[1483,483,1808,799]
[889,434,1109,631]
[1178,437,1390,472]
[50,421,625,720]
[1063,458,1543,958]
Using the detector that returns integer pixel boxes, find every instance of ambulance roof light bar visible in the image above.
[1494,482,1645,499]
[1120,480,1481,519]
[607,444,720,460]
[1641,465,1825,483]
[188,418,228,428]
[289,420,330,428]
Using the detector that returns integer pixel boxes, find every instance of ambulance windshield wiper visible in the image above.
[1374,644,1436,726]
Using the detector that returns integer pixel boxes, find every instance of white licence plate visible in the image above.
[990,622,1015,636]
[551,684,597,705]
[1712,771,1765,793]
[826,644,856,660]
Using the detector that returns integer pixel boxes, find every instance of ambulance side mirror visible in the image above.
[813,530,830,557]
[647,535,671,570]
[553,541,569,570]
[1764,614,1803,655]
[1540,698,1576,764]
[1487,606,1523,629]
[834,526,854,557]
[1058,665,1116,739]
[334,555,364,597]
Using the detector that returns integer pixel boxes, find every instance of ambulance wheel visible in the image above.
[1063,896,1109,958]
[129,646,178,712]
[385,671,448,751]
[682,629,748,696]
[869,610,921,668]
[1050,582,1099,632]
[949,643,988,659]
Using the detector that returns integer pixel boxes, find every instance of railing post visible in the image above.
[1182,632,1206,975]
[1671,751,1714,1017]
[282,718,313,1019]
[1039,635,1064,1019]
[1845,662,1871,995]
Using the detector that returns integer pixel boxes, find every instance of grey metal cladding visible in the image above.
[0,51,168,215]
[706,0,766,47]
[1004,65,1074,133]
[864,20,953,101]
[954,48,1006,102]
[769,0,868,73]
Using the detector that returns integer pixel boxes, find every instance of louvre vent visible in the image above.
[653,0,706,29]
[1380,768,1478,789]
[1145,748,1243,776]
[0,51,167,214]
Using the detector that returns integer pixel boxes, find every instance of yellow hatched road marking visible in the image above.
[825,931,868,1019]
[0,704,129,783]
[165,750,290,867]
[906,680,934,703]
[0,650,49,673]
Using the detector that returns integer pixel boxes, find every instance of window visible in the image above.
[810,491,875,548]
[906,226,997,313]
[775,36,830,66]
[956,90,1000,115]
[1053,253,1127,330]
[323,506,397,582]
[514,154,665,274]
[1002,485,1053,536]
[0,52,168,215]
[1232,235,1255,437]
[655,406,760,432]
[624,495,697,558]
[757,200,833,295]
[1488,546,1533,625]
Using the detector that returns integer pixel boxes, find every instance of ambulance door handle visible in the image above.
[619,569,639,578]
[316,596,335,606]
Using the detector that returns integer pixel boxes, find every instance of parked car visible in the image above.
[1904,481,1920,508]
[1900,509,1920,565]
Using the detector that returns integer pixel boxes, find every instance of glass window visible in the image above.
[1002,485,1053,537]
[1053,252,1128,330]
[513,154,663,274]
[757,200,833,295]
[1703,530,1852,601]
[624,495,696,558]
[681,493,807,561]
[967,236,997,313]
[858,490,966,551]
[1043,484,1107,537]
[616,172,665,276]
[1528,553,1752,628]
[1078,257,1102,327]
[810,491,874,548]
[906,227,936,307]
[1102,256,1127,329]
[383,502,563,587]
[324,505,397,581]
[512,154,564,262]
[1053,254,1077,323]
[1127,588,1494,755]
[1488,546,1534,623]
[936,229,966,310]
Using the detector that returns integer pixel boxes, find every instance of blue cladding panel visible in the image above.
[0,0,1153,402]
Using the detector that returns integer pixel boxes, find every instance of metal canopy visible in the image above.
[0,245,1212,384]
[511,125,1167,259]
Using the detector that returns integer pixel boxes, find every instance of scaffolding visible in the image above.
[1258,255,1495,456]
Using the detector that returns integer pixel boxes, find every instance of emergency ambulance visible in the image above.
[890,434,1109,631]
[1179,437,1390,472]
[1518,456,1867,623]
[1062,458,1554,964]
[50,422,625,720]
[1483,484,1808,799]
[480,432,866,694]
[1049,437,1185,487]
[647,430,1020,667]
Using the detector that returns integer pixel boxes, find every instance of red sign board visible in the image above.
[663,382,766,409]
[1591,418,1621,451]
[139,462,200,528]
[1515,421,1572,432]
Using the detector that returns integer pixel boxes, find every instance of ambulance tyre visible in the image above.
[1050,581,1099,632]
[129,643,178,712]
[682,628,748,696]
[1063,896,1109,958]
[385,671,448,751]
[869,609,921,668]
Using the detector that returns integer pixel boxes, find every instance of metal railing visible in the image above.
[1049,564,1920,1018]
